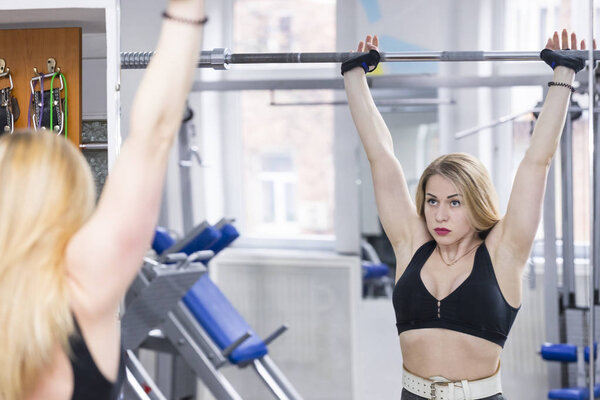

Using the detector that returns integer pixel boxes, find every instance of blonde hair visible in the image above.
[0,131,95,400]
[415,153,500,238]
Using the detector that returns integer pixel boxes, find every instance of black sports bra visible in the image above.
[69,316,126,400]
[392,240,520,347]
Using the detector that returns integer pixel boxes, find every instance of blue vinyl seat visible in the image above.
[183,274,268,364]
[153,222,269,364]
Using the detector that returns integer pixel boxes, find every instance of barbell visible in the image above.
[120,48,600,70]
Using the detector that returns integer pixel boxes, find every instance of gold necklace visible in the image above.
[436,242,481,267]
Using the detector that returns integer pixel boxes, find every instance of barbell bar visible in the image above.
[120,48,600,70]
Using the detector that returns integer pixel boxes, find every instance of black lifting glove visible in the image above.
[341,49,381,75]
[540,48,585,73]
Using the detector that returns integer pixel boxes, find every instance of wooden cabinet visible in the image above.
[0,27,81,145]
[0,2,120,167]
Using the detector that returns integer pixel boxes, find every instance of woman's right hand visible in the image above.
[357,34,380,53]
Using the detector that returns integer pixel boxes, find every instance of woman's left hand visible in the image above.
[545,28,596,51]
[357,34,379,53]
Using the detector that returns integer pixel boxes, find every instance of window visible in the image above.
[258,153,297,226]
[240,90,335,239]
[227,1,337,245]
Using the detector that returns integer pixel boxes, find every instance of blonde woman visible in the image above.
[343,30,590,399]
[0,0,205,399]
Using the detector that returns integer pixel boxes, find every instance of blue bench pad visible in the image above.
[183,274,268,364]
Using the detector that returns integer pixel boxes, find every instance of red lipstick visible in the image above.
[434,228,451,236]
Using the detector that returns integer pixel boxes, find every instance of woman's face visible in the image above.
[423,174,477,244]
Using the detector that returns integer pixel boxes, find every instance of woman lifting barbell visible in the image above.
[342,29,593,400]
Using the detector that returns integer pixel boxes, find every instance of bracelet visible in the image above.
[547,81,575,93]
[162,11,208,26]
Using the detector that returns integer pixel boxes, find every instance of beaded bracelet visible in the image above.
[162,11,208,26]
[548,81,575,93]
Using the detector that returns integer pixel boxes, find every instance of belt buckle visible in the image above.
[430,381,445,400]
[430,380,461,400]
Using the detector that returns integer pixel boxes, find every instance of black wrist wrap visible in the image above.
[341,50,381,75]
[540,49,585,73]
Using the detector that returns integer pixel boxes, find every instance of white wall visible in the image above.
[82,33,108,119]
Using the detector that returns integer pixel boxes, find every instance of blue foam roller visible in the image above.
[209,224,240,256]
[362,262,390,279]
[548,385,600,399]
[152,227,175,255]
[180,226,221,255]
[541,343,578,362]
[584,343,598,363]
[548,388,587,400]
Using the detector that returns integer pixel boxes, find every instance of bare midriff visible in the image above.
[400,328,502,381]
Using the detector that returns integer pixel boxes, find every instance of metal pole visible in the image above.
[594,104,600,305]
[178,106,195,235]
[79,143,108,150]
[120,49,600,70]
[561,116,576,309]
[454,110,530,140]
[454,107,600,140]
[544,156,563,390]
[588,1,596,396]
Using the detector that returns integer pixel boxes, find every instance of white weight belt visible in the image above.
[402,366,502,400]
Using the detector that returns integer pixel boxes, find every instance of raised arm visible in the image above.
[66,0,205,315]
[492,30,591,265]
[344,36,427,255]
